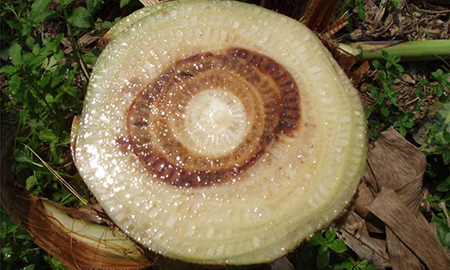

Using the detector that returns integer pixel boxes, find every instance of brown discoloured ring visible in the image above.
[124,48,301,187]
[227,48,301,135]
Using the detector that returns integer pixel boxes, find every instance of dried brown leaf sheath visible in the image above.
[1,135,152,270]
[337,128,450,270]
[368,188,450,270]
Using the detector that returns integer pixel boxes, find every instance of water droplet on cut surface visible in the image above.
[72,1,370,262]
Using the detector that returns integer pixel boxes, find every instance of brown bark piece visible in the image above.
[367,188,450,270]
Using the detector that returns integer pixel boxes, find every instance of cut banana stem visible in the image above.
[74,0,367,265]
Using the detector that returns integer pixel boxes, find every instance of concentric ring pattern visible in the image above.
[74,0,367,265]
[127,48,300,187]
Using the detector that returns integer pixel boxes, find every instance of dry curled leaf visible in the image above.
[337,212,390,270]
[368,188,449,270]
[338,127,450,270]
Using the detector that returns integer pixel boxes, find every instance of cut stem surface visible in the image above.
[74,0,367,265]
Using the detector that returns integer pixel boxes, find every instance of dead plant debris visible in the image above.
[336,127,450,270]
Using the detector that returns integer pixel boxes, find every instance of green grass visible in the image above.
[1,0,449,269]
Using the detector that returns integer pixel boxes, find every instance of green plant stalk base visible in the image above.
[338,40,450,61]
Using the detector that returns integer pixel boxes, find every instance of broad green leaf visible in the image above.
[96,20,114,30]
[8,74,20,92]
[22,265,36,270]
[30,0,51,16]
[26,175,38,191]
[432,213,450,248]
[68,7,94,28]
[63,86,78,97]
[398,126,406,137]
[28,119,45,131]
[38,129,59,143]
[120,0,131,8]
[42,56,58,71]
[324,230,336,242]
[436,176,450,192]
[21,22,32,36]
[443,150,450,165]
[30,10,55,24]
[60,0,74,8]
[2,247,13,258]
[368,85,379,100]
[43,35,64,52]
[380,107,390,117]
[356,0,366,21]
[390,0,401,7]
[309,232,325,245]
[0,65,17,76]
[26,37,35,50]
[328,239,347,253]
[372,60,382,70]
[432,69,444,81]
[9,43,22,67]
[87,0,104,14]
[30,0,55,23]
[316,246,330,270]
[357,8,365,21]
[45,94,54,104]
[82,49,102,66]
[30,0,51,14]
[15,156,33,164]
[443,129,450,142]
[24,89,37,112]
[381,50,390,61]
[337,258,354,270]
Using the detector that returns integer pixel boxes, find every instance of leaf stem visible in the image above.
[62,8,90,86]
[338,40,450,61]
[29,81,58,117]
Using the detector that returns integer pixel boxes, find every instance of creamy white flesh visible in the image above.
[75,0,366,265]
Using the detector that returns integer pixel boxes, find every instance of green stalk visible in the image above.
[62,8,90,84]
[338,40,450,61]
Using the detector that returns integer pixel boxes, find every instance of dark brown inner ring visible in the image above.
[126,48,300,187]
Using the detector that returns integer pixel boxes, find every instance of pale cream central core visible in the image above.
[185,89,248,156]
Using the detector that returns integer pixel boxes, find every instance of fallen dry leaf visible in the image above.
[337,212,390,270]
[337,127,450,270]
[368,188,449,270]
[385,227,423,270]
